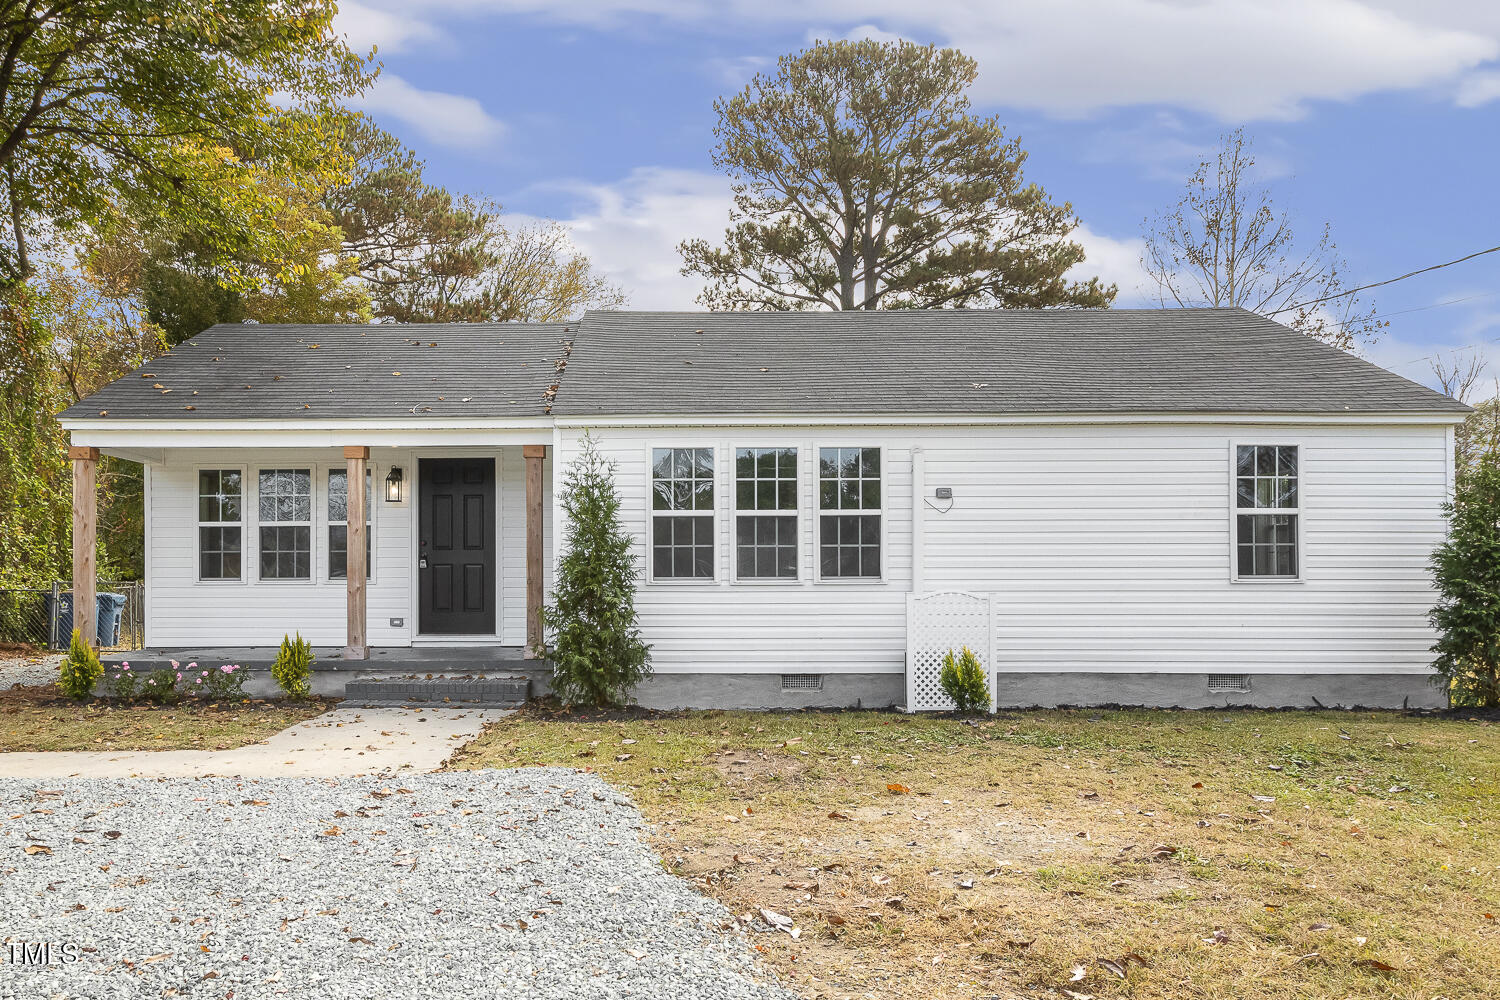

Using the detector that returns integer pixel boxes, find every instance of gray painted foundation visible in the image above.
[631,672,904,711]
[990,672,1446,711]
[627,671,1444,711]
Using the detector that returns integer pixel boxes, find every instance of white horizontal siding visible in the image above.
[145,446,546,647]
[555,422,1450,678]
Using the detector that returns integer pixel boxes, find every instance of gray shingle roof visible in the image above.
[61,322,573,421]
[552,308,1468,416]
[62,308,1467,422]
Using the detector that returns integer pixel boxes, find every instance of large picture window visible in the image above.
[651,447,715,580]
[258,468,312,580]
[328,468,372,580]
[818,446,881,579]
[198,469,242,581]
[735,447,797,580]
[1234,444,1299,579]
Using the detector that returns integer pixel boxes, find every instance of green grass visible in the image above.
[451,707,1500,1000]
[0,684,332,751]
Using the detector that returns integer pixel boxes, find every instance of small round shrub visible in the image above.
[59,628,103,700]
[272,633,314,700]
[939,645,990,714]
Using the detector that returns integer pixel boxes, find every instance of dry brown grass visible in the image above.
[0,684,332,751]
[451,707,1500,1000]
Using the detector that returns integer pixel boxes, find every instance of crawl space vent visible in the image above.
[1207,673,1252,693]
[781,674,824,692]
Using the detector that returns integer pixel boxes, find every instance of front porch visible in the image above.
[102,645,555,702]
[66,435,555,660]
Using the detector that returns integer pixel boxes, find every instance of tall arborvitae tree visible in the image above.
[1430,453,1500,707]
[542,433,651,707]
[679,39,1113,311]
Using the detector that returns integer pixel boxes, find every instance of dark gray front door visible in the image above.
[418,458,496,635]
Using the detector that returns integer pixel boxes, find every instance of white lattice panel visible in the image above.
[905,591,995,712]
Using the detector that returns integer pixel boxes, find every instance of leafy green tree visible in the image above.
[1430,453,1500,707]
[679,39,1114,311]
[542,433,651,707]
[0,0,372,289]
[0,270,162,586]
[328,117,624,322]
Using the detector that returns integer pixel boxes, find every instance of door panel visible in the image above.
[418,458,496,634]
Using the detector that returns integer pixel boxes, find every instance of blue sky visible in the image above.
[335,1,1500,392]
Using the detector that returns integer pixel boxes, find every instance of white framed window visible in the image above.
[1232,443,1300,580]
[328,468,372,581]
[197,468,243,581]
[735,447,798,581]
[650,447,715,580]
[257,468,312,581]
[818,446,882,580]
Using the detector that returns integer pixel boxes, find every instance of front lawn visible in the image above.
[0,684,332,751]
[451,707,1500,1000]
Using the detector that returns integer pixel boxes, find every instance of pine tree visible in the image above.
[1430,453,1500,707]
[543,432,651,706]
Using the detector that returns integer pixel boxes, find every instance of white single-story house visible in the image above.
[59,308,1468,709]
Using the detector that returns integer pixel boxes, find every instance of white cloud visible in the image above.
[335,1,444,53]
[1455,70,1500,107]
[531,168,734,309]
[350,74,507,150]
[379,0,1499,120]
[1068,224,1151,306]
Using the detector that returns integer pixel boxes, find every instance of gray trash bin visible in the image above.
[44,592,127,647]
[96,592,126,647]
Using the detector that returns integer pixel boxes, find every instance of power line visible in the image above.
[1269,244,1500,315]
[1376,293,1487,321]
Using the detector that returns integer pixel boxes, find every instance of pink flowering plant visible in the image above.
[139,665,184,705]
[193,663,246,701]
[104,660,138,700]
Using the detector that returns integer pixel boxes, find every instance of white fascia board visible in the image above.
[551,411,1469,429]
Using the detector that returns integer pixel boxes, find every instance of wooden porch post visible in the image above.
[69,446,99,648]
[523,444,546,657]
[343,446,369,660]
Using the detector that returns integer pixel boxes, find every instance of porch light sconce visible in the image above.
[385,466,404,503]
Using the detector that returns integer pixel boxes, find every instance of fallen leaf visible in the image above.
[828,810,851,820]
[1353,959,1397,972]
[23,844,51,855]
[887,783,912,795]
[1098,958,1126,979]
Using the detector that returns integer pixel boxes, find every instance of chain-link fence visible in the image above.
[0,581,144,651]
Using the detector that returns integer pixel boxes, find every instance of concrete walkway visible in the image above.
[0,705,509,779]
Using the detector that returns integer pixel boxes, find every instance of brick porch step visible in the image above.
[341,675,530,707]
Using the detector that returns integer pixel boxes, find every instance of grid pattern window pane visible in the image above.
[258,468,311,580]
[652,516,714,579]
[1236,444,1298,509]
[651,448,714,579]
[197,470,242,580]
[328,469,372,580]
[1234,445,1298,578]
[818,447,881,578]
[736,447,797,580]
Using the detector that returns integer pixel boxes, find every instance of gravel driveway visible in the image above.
[0,652,59,688]
[0,769,796,999]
